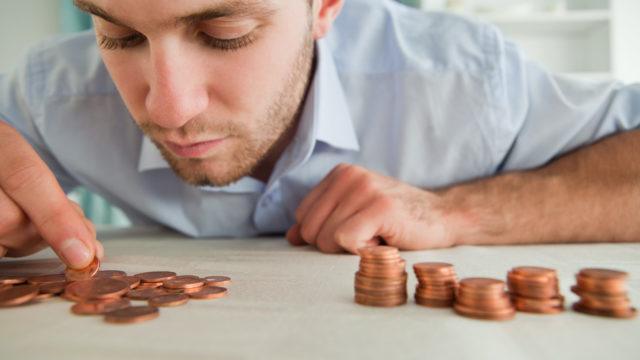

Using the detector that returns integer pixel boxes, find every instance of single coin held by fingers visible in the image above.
[65,257,100,282]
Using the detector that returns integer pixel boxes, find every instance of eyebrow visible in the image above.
[73,0,276,28]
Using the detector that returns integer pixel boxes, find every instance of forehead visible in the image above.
[78,0,282,27]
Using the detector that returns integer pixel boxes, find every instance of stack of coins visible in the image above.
[454,278,516,321]
[413,262,457,307]
[354,246,407,307]
[572,268,637,319]
[0,257,231,324]
[507,266,564,314]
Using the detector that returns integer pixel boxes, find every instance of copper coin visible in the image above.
[510,266,557,280]
[0,284,12,291]
[203,276,232,286]
[32,293,55,302]
[94,270,127,279]
[39,281,67,295]
[357,246,399,259]
[65,278,129,301]
[413,262,455,276]
[136,282,163,289]
[134,271,177,283]
[163,275,204,289]
[189,286,228,300]
[415,296,454,308]
[453,302,515,321]
[127,287,167,300]
[0,285,39,306]
[148,294,189,307]
[28,274,66,285]
[354,293,407,307]
[72,298,131,315]
[182,286,205,294]
[104,305,159,324]
[579,268,628,281]
[575,275,627,295]
[573,302,637,319]
[65,257,100,282]
[456,294,513,310]
[0,275,28,285]
[120,276,141,289]
[459,278,506,293]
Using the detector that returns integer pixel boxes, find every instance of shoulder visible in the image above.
[24,31,117,102]
[328,0,506,76]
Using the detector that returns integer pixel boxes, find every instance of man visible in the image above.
[1,0,639,270]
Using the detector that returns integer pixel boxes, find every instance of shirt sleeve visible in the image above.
[0,50,80,193]
[491,32,640,172]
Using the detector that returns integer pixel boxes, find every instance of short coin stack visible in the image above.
[413,262,457,307]
[354,246,407,307]
[0,257,232,324]
[572,268,637,319]
[507,266,564,314]
[454,278,516,321]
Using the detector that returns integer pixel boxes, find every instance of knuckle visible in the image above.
[1,163,47,195]
[0,206,24,234]
[374,195,395,212]
[298,222,316,243]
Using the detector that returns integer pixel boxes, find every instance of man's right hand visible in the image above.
[0,121,102,269]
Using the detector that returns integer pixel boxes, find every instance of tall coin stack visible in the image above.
[507,266,564,314]
[572,268,637,319]
[413,262,457,307]
[354,246,407,307]
[454,278,516,321]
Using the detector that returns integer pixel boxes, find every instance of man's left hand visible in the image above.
[286,163,456,253]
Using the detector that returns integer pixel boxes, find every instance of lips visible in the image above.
[164,138,227,158]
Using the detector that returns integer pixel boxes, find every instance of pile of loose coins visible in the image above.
[572,268,637,319]
[354,246,636,321]
[354,246,408,307]
[413,262,457,307]
[508,266,564,314]
[0,257,231,324]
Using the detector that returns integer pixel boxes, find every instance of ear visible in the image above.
[311,0,344,40]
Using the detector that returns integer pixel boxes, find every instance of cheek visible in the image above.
[101,51,148,122]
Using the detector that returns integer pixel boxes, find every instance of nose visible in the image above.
[145,40,209,129]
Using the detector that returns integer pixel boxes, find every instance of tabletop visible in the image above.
[1,227,639,360]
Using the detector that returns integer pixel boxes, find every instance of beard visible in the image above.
[139,30,315,187]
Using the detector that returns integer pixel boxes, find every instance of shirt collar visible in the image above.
[137,38,359,192]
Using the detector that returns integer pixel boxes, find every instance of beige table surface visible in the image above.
[0,227,638,360]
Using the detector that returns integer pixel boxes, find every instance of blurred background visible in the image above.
[0,0,639,228]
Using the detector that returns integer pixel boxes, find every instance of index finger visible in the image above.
[0,122,96,268]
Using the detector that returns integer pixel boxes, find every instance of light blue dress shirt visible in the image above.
[1,0,639,237]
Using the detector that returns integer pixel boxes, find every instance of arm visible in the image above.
[444,130,640,246]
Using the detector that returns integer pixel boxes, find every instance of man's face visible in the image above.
[77,0,315,186]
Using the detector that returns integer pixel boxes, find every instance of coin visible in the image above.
[94,270,127,279]
[149,294,189,307]
[39,281,67,295]
[163,275,204,289]
[0,275,27,285]
[71,298,131,315]
[136,282,163,289]
[120,276,141,289]
[455,277,515,320]
[104,305,159,324]
[134,271,177,283]
[65,278,129,301]
[127,287,167,300]
[65,257,100,282]
[189,286,228,300]
[0,285,39,307]
[203,276,232,287]
[28,274,67,285]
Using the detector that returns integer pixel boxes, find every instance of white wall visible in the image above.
[0,0,60,74]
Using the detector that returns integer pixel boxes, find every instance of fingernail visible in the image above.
[60,238,92,268]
